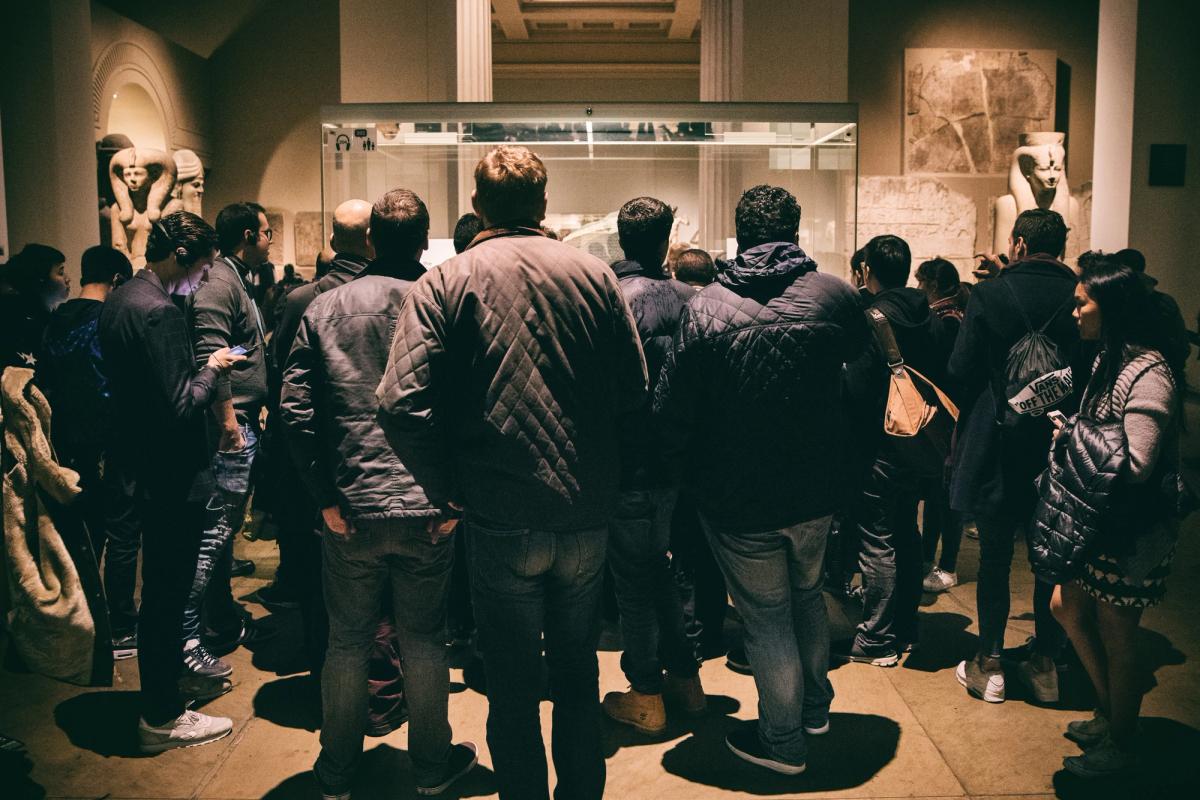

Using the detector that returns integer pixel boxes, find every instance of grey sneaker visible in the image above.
[183,642,233,679]
[1014,655,1059,703]
[1065,712,1111,748]
[922,567,958,593]
[834,642,900,667]
[1063,734,1136,777]
[416,742,478,796]
[138,710,232,754]
[956,656,1005,703]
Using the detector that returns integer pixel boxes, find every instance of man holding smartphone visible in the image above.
[179,202,271,682]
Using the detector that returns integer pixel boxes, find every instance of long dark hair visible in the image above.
[1080,255,1186,407]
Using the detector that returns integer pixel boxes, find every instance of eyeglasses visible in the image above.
[260,228,274,242]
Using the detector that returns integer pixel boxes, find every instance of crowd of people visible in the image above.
[0,143,1190,797]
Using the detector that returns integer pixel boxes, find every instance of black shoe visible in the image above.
[832,641,900,667]
[184,642,233,678]
[416,742,478,795]
[725,646,752,675]
[725,725,806,775]
[112,632,138,660]
[204,618,277,655]
[0,733,26,752]
[230,557,256,578]
[244,582,300,610]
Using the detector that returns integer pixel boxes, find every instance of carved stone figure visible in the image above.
[992,132,1081,254]
[109,147,176,267]
[164,149,205,216]
[97,133,136,248]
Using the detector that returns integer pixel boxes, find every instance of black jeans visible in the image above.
[670,493,729,656]
[467,517,607,800]
[59,445,141,637]
[920,478,962,573]
[854,454,923,652]
[975,515,1065,659]
[137,495,210,724]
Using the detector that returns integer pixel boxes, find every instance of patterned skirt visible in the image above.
[1078,547,1174,608]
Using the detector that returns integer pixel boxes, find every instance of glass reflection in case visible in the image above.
[321,103,858,272]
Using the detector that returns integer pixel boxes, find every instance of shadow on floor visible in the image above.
[0,748,45,800]
[255,674,322,731]
[601,694,742,757]
[261,743,496,800]
[660,711,899,794]
[245,610,311,676]
[1051,716,1200,799]
[53,690,147,758]
[902,611,976,672]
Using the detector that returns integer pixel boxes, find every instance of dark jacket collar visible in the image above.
[331,251,370,275]
[466,225,546,251]
[134,267,168,297]
[869,286,933,329]
[1005,253,1075,276]
[355,256,426,282]
[611,259,668,280]
[717,242,817,291]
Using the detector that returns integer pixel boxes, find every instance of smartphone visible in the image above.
[230,342,259,357]
[1047,409,1067,427]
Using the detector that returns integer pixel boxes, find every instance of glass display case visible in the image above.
[321,102,858,271]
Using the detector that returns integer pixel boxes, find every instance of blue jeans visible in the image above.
[607,488,697,693]
[314,518,454,793]
[701,513,835,766]
[181,422,257,644]
[466,516,607,800]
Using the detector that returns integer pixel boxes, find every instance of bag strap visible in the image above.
[866,307,905,371]
[1000,276,1073,335]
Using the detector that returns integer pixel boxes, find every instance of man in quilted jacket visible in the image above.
[601,197,706,736]
[377,145,647,800]
[654,184,869,775]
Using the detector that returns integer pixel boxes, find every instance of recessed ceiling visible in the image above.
[97,0,273,57]
[492,0,701,41]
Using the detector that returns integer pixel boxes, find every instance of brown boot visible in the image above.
[602,688,667,735]
[663,673,707,716]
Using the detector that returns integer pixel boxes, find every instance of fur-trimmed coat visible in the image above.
[2,367,111,685]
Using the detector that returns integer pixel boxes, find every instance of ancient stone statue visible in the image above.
[992,132,1081,255]
[97,133,135,248]
[164,149,205,216]
[109,147,176,267]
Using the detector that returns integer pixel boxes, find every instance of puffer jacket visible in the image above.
[1030,348,1171,583]
[610,259,696,488]
[376,227,648,531]
[279,257,437,521]
[653,242,870,534]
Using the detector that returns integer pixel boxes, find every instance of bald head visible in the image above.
[330,198,372,258]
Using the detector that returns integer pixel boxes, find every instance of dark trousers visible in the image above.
[920,478,962,573]
[137,496,210,724]
[608,488,698,693]
[670,493,729,656]
[975,514,1065,658]
[448,532,475,638]
[314,518,453,793]
[854,454,923,651]
[60,445,141,637]
[467,517,607,800]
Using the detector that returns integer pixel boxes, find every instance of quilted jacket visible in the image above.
[376,227,648,531]
[1029,349,1169,583]
[280,257,437,521]
[653,242,870,534]
[610,259,696,488]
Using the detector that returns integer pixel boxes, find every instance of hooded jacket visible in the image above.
[653,242,869,533]
[279,256,437,520]
[610,259,696,488]
[37,299,110,449]
[948,254,1080,517]
[376,227,648,532]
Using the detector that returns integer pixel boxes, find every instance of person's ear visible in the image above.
[533,192,548,224]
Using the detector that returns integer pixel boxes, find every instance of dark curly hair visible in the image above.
[3,243,65,295]
[145,212,218,266]
[617,196,673,265]
[735,185,801,250]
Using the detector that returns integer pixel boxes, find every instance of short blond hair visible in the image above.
[474,145,548,225]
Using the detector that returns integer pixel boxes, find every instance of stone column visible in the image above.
[457,0,493,102]
[455,0,493,223]
[699,0,743,253]
[1091,0,1138,250]
[0,0,98,287]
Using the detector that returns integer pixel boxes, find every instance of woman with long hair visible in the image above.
[1051,255,1186,777]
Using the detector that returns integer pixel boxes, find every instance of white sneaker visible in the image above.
[138,710,233,754]
[956,657,1005,703]
[1015,657,1060,704]
[922,567,958,593]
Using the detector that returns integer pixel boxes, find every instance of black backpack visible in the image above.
[997,280,1074,427]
